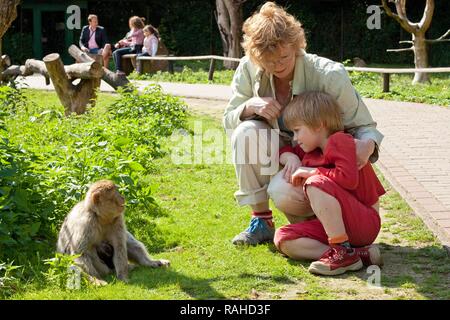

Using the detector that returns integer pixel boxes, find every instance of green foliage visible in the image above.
[1,32,33,65]
[0,85,188,264]
[0,87,51,259]
[129,66,235,85]
[348,71,450,106]
[0,84,29,114]
[112,84,188,136]
[42,253,90,290]
[0,261,22,298]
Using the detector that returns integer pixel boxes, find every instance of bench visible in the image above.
[121,54,173,75]
[120,41,172,75]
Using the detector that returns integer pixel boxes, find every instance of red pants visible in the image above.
[274,175,381,249]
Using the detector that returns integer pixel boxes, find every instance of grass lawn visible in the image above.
[3,90,450,300]
[129,60,450,107]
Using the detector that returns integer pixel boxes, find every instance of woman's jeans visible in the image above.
[113,45,143,72]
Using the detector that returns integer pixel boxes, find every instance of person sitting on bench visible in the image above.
[79,14,112,69]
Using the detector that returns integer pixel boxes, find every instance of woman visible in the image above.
[112,16,145,75]
[224,2,383,246]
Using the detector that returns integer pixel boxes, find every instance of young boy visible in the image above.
[275,91,385,276]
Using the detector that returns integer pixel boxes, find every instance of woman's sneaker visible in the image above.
[232,217,275,246]
[354,244,384,267]
[308,245,363,276]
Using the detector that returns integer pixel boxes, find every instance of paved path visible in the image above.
[17,75,450,252]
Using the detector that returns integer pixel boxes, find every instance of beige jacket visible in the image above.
[223,50,384,162]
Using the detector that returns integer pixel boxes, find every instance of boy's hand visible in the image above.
[291,167,316,187]
[281,154,302,182]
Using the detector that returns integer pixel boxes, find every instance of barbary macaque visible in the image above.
[57,180,169,285]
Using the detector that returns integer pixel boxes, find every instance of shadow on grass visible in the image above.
[284,243,450,299]
[126,267,298,299]
[128,267,226,299]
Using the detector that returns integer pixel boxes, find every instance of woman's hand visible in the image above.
[291,167,316,187]
[355,139,375,170]
[245,97,283,121]
[280,153,302,182]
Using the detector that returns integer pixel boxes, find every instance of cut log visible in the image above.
[2,58,102,86]
[1,59,50,85]
[0,54,12,83]
[68,44,130,90]
[1,54,11,69]
[43,53,100,115]
[65,61,103,79]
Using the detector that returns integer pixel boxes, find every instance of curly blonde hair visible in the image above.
[241,2,307,69]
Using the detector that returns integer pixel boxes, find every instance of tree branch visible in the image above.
[387,47,414,52]
[418,0,435,32]
[382,0,416,34]
[426,28,450,43]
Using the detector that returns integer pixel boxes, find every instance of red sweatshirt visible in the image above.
[279,131,386,207]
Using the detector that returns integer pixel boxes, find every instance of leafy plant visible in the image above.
[42,253,89,290]
[0,261,22,298]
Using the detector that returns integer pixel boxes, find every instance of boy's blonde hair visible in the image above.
[283,91,344,135]
[241,2,307,69]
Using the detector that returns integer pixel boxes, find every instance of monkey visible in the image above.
[353,57,367,68]
[56,179,169,285]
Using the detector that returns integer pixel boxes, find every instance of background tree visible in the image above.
[382,0,450,84]
[215,0,247,69]
[0,0,20,56]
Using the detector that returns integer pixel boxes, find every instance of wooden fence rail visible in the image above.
[346,67,450,92]
[136,54,450,92]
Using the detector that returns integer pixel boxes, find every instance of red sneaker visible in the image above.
[354,245,384,267]
[308,245,363,276]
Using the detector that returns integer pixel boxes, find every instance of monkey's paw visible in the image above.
[147,259,170,268]
[158,259,170,268]
[92,278,108,286]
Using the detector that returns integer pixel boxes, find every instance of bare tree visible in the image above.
[215,0,247,69]
[382,0,450,84]
[0,0,21,56]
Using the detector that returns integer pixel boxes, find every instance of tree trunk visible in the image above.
[412,33,430,84]
[215,0,244,69]
[0,0,21,56]
[381,0,435,84]
[43,53,101,115]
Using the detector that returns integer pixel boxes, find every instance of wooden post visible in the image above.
[42,53,103,115]
[136,57,142,74]
[208,58,215,81]
[43,53,75,113]
[168,60,174,74]
[382,73,390,92]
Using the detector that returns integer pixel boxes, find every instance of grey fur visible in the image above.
[56,186,169,284]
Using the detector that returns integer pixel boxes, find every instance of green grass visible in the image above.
[3,90,450,299]
[128,60,450,107]
[348,71,449,107]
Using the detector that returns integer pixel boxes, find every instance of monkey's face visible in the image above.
[95,187,126,218]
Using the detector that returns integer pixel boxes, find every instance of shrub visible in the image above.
[0,84,188,264]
